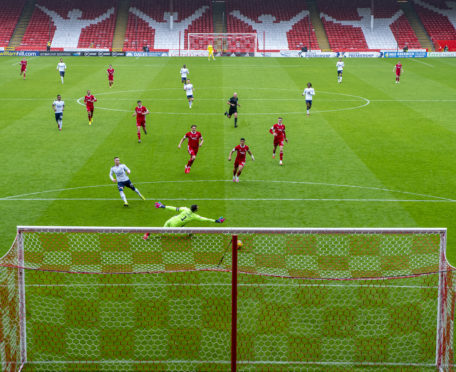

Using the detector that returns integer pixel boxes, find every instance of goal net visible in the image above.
[188,33,257,54]
[0,227,454,371]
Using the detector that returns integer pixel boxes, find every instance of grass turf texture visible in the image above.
[0,56,455,370]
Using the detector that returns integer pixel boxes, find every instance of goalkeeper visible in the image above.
[143,202,224,239]
[207,44,215,61]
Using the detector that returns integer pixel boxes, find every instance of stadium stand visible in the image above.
[226,0,319,50]
[17,0,116,50]
[0,0,26,48]
[124,0,212,51]
[413,0,456,47]
[318,0,421,50]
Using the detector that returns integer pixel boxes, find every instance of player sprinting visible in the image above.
[207,44,215,61]
[107,65,114,88]
[52,94,64,131]
[19,58,27,80]
[394,61,403,83]
[269,117,288,166]
[178,124,203,174]
[336,58,344,83]
[225,92,240,128]
[180,64,189,84]
[56,58,66,84]
[132,100,149,143]
[184,79,194,109]
[228,138,254,183]
[302,83,315,116]
[143,203,224,238]
[84,90,97,125]
[109,157,145,207]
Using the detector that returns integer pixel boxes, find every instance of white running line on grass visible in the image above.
[18,360,436,367]
[1,179,453,202]
[410,58,434,68]
[0,198,453,203]
[16,283,437,289]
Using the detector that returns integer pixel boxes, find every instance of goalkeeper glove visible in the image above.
[215,217,225,224]
[155,202,165,208]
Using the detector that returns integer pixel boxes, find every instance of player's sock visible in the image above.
[233,169,237,176]
[189,101,192,108]
[307,109,310,115]
[340,77,342,82]
[272,152,275,159]
[120,191,127,204]
[135,189,145,200]
[280,152,283,161]
[224,111,227,116]
[187,159,194,168]
[137,132,141,141]
[234,118,238,127]
[61,77,64,84]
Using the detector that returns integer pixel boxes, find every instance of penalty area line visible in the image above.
[0,198,453,203]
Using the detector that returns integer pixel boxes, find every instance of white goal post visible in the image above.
[188,33,257,53]
[0,226,454,371]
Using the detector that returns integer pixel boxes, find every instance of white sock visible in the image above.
[134,188,141,196]
[120,191,127,203]
[61,77,64,84]
[189,101,192,108]
[307,109,310,114]
[58,120,62,129]
[340,77,342,82]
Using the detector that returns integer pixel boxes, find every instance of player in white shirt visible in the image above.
[56,58,66,84]
[183,79,194,109]
[180,64,189,84]
[109,157,145,207]
[52,94,65,131]
[336,58,344,83]
[302,82,315,116]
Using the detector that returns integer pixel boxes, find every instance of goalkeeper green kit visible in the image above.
[164,206,215,227]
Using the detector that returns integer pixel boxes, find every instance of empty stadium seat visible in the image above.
[0,0,26,47]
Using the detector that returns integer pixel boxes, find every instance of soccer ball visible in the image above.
[237,240,243,250]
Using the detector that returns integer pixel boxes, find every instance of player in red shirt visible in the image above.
[228,138,254,183]
[19,59,27,80]
[394,61,403,83]
[132,100,149,143]
[84,90,97,125]
[269,117,288,165]
[178,124,204,174]
[107,65,114,88]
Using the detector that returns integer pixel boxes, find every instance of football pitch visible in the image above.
[1,56,456,260]
[1,56,456,370]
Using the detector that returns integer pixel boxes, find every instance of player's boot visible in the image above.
[279,160,283,166]
[186,167,191,174]
[235,177,240,183]
[138,140,141,143]
[139,193,146,201]
[272,153,275,159]
[232,176,236,182]
[144,129,147,135]
[124,202,129,207]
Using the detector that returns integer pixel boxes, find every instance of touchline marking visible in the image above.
[76,90,370,115]
[1,180,454,202]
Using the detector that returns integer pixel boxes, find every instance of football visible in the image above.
[237,240,243,250]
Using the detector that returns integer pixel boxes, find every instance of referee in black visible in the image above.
[224,92,240,128]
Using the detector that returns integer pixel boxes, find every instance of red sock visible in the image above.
[187,159,194,167]
[280,152,283,160]
[137,132,141,140]
[233,169,237,176]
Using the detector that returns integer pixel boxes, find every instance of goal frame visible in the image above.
[5,226,454,372]
[187,32,258,53]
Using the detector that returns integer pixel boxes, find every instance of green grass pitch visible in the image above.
[0,56,456,370]
[1,56,455,261]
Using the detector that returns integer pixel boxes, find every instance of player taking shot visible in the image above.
[109,157,145,207]
[143,203,225,239]
[228,138,254,183]
[178,125,203,174]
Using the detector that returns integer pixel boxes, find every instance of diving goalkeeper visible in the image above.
[143,202,225,239]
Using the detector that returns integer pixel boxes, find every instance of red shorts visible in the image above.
[274,138,284,147]
[188,146,199,156]
[108,77,114,81]
[86,106,94,113]
[21,67,26,72]
[396,71,401,76]
[136,120,146,127]
[234,160,245,168]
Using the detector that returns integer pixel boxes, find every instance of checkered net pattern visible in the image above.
[0,228,453,371]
